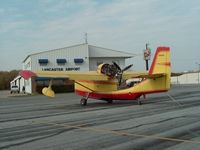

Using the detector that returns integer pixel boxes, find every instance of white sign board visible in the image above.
[143,49,151,60]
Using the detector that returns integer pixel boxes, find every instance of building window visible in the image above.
[56,59,67,64]
[74,58,84,64]
[38,59,48,64]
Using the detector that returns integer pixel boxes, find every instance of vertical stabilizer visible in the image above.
[149,47,171,89]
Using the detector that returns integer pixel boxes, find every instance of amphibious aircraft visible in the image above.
[19,46,171,106]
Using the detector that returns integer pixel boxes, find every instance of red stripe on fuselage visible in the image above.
[75,89,168,100]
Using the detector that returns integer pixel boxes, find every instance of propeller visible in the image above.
[112,61,121,71]
[112,62,133,86]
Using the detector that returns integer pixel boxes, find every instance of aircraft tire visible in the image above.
[107,100,113,104]
[138,100,142,105]
[80,98,87,106]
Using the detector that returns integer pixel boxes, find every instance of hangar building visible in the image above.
[11,43,135,94]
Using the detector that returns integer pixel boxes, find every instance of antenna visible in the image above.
[84,32,88,44]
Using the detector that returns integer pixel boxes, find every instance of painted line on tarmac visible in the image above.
[32,120,200,145]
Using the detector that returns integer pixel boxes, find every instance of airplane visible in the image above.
[19,46,171,106]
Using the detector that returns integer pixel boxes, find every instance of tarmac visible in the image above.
[0,85,200,150]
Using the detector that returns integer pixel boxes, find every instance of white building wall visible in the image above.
[89,58,125,70]
[31,44,89,71]
[24,78,32,94]
[171,72,200,84]
[22,57,32,93]
[10,76,25,92]
[22,44,89,94]
[23,57,32,70]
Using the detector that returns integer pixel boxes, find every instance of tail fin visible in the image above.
[149,47,171,89]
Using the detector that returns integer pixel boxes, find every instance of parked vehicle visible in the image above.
[10,85,19,94]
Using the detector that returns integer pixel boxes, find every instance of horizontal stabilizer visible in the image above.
[122,71,165,80]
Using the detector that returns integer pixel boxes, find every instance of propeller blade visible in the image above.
[122,64,133,72]
[112,61,121,71]
[118,74,122,86]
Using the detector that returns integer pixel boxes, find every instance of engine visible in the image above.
[97,62,133,86]
[97,63,119,78]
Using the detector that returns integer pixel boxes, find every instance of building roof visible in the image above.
[23,43,135,62]
[23,43,85,62]
[88,45,135,58]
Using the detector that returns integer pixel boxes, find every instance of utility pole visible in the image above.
[143,43,151,71]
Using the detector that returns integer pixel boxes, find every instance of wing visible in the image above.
[19,70,112,81]
[19,70,165,81]
[122,71,166,80]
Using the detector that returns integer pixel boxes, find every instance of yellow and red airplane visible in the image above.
[19,46,171,105]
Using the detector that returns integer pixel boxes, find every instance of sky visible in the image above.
[0,0,200,72]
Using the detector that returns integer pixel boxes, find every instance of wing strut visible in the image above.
[75,81,94,92]
[75,81,95,106]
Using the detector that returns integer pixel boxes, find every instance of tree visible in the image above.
[0,70,19,90]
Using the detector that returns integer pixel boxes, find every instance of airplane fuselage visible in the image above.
[75,47,171,101]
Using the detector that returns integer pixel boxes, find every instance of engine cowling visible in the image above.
[97,62,133,86]
[97,63,119,78]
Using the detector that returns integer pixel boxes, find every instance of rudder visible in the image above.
[149,47,171,89]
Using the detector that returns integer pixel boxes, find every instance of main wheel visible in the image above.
[138,100,142,105]
[80,98,87,106]
[106,100,113,104]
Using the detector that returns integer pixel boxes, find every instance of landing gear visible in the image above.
[137,94,146,105]
[106,100,113,104]
[80,98,87,106]
[137,99,142,105]
[80,93,90,106]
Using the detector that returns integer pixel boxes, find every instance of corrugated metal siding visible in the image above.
[171,73,200,84]
[23,57,32,70]
[89,58,125,70]
[88,45,134,58]
[24,78,32,94]
[31,44,89,71]
[22,57,32,93]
